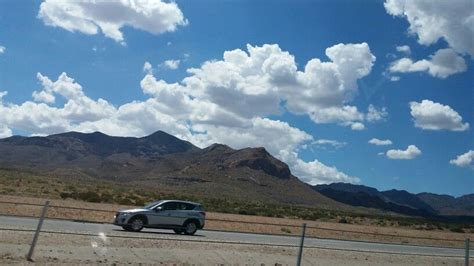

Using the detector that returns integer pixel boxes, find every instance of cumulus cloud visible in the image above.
[162,59,180,70]
[1,73,117,135]
[389,48,467,78]
[450,150,474,168]
[0,49,358,183]
[1,42,374,184]
[349,122,365,131]
[386,145,422,160]
[369,138,393,146]
[0,46,5,54]
[288,153,360,185]
[409,100,469,131]
[38,0,188,44]
[384,0,474,57]
[396,45,411,54]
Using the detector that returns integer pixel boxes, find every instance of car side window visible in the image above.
[184,203,196,210]
[161,202,178,210]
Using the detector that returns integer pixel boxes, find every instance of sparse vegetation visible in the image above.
[0,168,472,233]
[449,225,464,233]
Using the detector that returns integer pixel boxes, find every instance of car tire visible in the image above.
[183,221,198,235]
[129,216,145,232]
[173,229,183,234]
[122,225,132,231]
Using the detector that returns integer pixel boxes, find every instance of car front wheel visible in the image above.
[173,229,183,234]
[129,217,145,232]
[183,221,197,235]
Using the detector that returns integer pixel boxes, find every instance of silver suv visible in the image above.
[113,200,205,235]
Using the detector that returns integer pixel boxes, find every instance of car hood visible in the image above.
[120,208,149,213]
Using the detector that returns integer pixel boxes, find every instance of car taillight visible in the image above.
[200,211,206,216]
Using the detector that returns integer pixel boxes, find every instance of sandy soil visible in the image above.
[0,230,470,265]
[0,194,472,249]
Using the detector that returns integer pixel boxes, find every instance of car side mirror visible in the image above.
[154,206,163,212]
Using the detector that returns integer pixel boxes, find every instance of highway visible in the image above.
[0,215,471,257]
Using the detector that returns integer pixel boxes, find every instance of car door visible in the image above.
[148,201,177,227]
[171,202,193,225]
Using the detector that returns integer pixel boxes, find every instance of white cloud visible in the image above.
[0,125,12,138]
[143,61,153,74]
[369,138,393,146]
[386,145,422,160]
[349,122,365,131]
[0,42,375,185]
[313,139,347,149]
[366,104,388,122]
[288,152,360,185]
[38,0,188,44]
[389,76,400,82]
[0,91,7,101]
[409,100,469,131]
[396,45,411,54]
[1,73,117,135]
[450,150,474,168]
[384,0,474,57]
[389,48,467,78]
[0,46,5,54]
[163,59,180,70]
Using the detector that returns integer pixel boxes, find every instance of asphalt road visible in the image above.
[0,215,471,257]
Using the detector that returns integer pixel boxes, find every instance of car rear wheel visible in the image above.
[122,225,132,231]
[173,229,183,234]
[129,217,145,232]
[183,221,197,235]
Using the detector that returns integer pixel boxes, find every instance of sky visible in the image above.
[0,0,473,196]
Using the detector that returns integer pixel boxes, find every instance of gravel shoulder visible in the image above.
[0,230,470,265]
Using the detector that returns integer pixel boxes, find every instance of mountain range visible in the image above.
[312,183,474,217]
[0,131,348,210]
[0,131,473,217]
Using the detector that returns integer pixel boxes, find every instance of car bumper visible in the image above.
[113,213,129,225]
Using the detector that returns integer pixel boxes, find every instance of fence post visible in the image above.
[27,200,49,262]
[296,223,306,266]
[466,238,470,266]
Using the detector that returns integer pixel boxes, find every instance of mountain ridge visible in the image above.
[312,183,474,217]
[0,131,348,210]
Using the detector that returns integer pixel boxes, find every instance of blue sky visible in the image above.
[0,0,472,196]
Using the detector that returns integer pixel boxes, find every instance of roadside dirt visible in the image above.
[0,194,472,248]
[0,230,470,265]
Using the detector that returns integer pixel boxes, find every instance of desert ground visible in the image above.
[0,194,472,249]
[0,229,471,265]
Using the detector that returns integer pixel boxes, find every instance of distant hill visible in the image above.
[417,193,474,216]
[0,131,347,210]
[312,183,474,217]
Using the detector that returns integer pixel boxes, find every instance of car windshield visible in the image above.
[143,200,164,209]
